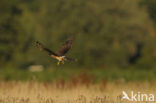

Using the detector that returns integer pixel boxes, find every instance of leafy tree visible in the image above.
[1,0,156,69]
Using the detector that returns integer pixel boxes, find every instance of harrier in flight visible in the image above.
[36,36,76,65]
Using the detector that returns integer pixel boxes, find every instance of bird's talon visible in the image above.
[57,62,60,65]
[62,61,64,64]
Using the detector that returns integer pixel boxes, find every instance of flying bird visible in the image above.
[36,36,76,65]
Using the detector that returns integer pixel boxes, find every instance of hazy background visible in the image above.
[0,0,156,81]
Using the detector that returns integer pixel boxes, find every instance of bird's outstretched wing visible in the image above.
[36,41,57,56]
[56,36,74,56]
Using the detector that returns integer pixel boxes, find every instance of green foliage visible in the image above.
[144,0,156,23]
[0,67,156,82]
[0,0,156,69]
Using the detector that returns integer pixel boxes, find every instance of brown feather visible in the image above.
[65,57,77,62]
[56,36,74,56]
[36,41,57,56]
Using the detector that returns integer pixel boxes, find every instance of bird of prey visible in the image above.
[36,36,76,65]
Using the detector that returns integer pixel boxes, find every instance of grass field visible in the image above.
[0,81,155,103]
[0,67,156,102]
[1,67,156,82]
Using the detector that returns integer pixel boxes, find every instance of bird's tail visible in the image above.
[65,57,77,62]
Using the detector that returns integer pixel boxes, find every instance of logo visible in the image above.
[121,91,154,102]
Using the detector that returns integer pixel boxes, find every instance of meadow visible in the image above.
[0,67,155,103]
[1,0,156,102]
[1,67,156,82]
[0,81,155,103]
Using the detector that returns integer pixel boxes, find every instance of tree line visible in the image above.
[0,0,156,69]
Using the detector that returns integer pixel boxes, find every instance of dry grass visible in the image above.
[0,81,155,103]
